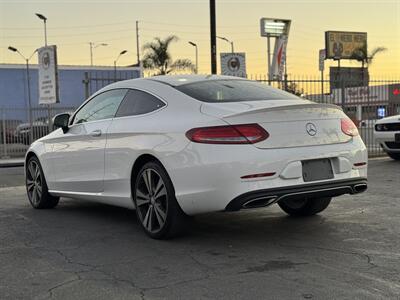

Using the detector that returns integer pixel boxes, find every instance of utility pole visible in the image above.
[210,0,217,74]
[89,42,93,66]
[136,20,140,65]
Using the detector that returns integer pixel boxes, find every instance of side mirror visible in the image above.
[53,113,70,133]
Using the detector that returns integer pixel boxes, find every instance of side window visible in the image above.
[73,89,127,125]
[115,89,165,117]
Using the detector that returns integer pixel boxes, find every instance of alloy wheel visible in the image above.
[26,160,42,205]
[135,168,168,233]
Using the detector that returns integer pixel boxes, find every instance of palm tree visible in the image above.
[350,46,387,85]
[142,35,195,75]
[351,46,387,66]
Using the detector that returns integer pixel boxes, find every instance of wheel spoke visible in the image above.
[36,184,42,196]
[147,206,154,232]
[142,170,152,195]
[136,198,150,207]
[154,186,167,200]
[154,203,166,226]
[26,179,35,191]
[35,165,40,181]
[28,162,36,180]
[32,187,37,203]
[143,206,151,229]
[153,178,164,197]
[136,189,150,200]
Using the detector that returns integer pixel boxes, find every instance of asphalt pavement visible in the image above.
[0,158,399,299]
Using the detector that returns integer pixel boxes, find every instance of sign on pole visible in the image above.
[38,45,59,104]
[220,53,247,78]
[270,36,287,80]
[319,49,326,72]
[325,31,367,60]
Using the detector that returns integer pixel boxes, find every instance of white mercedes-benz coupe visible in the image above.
[374,114,400,160]
[25,75,368,239]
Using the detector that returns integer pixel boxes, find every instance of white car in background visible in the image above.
[375,115,400,160]
[25,75,368,239]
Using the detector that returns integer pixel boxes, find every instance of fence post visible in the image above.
[2,108,8,158]
[83,72,90,99]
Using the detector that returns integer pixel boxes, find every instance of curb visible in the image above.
[0,160,24,168]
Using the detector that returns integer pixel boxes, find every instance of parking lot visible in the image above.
[0,158,399,299]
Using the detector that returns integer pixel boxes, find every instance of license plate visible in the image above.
[302,159,334,182]
[395,133,400,143]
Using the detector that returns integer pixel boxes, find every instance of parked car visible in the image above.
[374,114,400,160]
[14,117,50,145]
[0,119,22,143]
[25,75,368,239]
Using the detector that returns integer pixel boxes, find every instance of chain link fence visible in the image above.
[1,74,399,158]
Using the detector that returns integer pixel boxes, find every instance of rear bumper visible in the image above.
[225,177,367,211]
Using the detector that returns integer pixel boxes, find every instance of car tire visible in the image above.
[26,156,59,209]
[387,152,400,160]
[133,161,187,239]
[278,197,331,217]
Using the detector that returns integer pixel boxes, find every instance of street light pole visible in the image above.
[89,42,108,66]
[188,42,198,74]
[35,13,48,46]
[114,50,128,81]
[217,36,234,53]
[8,47,37,143]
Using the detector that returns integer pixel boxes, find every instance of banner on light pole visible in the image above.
[220,53,247,78]
[270,36,287,80]
[38,45,59,104]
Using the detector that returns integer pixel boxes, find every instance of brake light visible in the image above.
[186,124,269,144]
[341,118,359,137]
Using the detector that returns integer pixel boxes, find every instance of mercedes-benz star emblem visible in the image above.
[306,122,317,136]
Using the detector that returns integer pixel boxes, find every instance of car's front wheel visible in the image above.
[26,156,59,209]
[387,152,400,160]
[278,197,331,216]
[133,161,187,239]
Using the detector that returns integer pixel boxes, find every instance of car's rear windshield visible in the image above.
[175,79,299,103]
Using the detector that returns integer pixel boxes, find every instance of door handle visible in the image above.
[90,130,102,137]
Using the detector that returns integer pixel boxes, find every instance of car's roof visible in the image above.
[147,74,246,87]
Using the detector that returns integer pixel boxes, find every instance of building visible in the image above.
[0,64,141,120]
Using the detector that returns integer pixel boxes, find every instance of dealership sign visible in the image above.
[325,31,367,60]
[332,85,388,104]
[271,36,287,80]
[38,45,59,104]
[220,53,247,78]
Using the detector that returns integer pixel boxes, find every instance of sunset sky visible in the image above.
[0,0,399,77]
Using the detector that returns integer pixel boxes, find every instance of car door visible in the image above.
[50,89,127,193]
[103,89,167,206]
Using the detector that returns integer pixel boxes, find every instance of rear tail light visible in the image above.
[341,118,359,137]
[186,124,269,144]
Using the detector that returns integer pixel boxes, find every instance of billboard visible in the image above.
[325,31,367,59]
[270,36,287,79]
[220,53,246,78]
[38,45,59,104]
[329,67,369,90]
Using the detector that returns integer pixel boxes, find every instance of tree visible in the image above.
[350,46,387,67]
[286,81,304,97]
[142,35,195,75]
[350,46,387,84]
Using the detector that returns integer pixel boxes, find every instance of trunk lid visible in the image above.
[200,99,351,149]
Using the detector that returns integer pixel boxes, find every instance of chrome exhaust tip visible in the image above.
[353,183,367,194]
[242,196,278,209]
